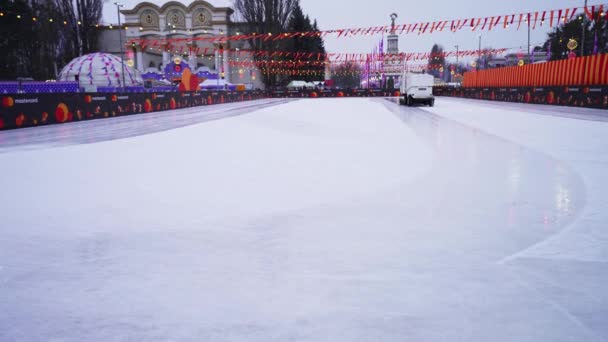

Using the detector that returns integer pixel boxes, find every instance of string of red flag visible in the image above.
[134,45,510,63]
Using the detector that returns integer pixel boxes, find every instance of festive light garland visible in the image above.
[133,45,510,63]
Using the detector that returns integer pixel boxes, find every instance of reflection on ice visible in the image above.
[384,98,584,236]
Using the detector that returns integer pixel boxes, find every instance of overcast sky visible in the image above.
[103,0,591,59]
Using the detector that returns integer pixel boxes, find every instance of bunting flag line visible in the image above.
[135,44,510,63]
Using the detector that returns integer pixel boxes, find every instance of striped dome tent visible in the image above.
[58,52,143,87]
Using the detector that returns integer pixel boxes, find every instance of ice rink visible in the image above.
[1,97,607,341]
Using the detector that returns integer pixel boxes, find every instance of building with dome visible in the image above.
[98,0,264,89]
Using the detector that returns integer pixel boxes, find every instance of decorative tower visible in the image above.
[387,13,399,55]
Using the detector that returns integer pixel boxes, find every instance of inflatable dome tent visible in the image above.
[58,53,143,88]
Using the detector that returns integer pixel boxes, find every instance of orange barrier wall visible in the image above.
[463,54,608,88]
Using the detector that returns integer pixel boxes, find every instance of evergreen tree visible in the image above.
[233,0,298,87]
[543,12,606,60]
[427,44,445,78]
[311,19,326,81]
[284,3,326,82]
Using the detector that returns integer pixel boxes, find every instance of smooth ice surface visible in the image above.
[0,98,607,341]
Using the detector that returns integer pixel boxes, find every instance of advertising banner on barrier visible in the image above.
[2,87,606,131]
[0,91,265,131]
[434,86,608,109]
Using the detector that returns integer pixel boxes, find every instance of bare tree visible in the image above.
[54,0,103,56]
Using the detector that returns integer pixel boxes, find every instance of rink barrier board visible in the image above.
[266,89,398,98]
[0,91,266,131]
[0,89,400,131]
[433,86,608,109]
[463,54,608,88]
[2,87,605,131]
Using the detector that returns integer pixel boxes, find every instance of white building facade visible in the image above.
[99,1,264,89]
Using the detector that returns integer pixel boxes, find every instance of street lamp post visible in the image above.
[581,0,588,57]
[478,35,482,71]
[526,13,532,64]
[454,44,459,82]
[114,2,127,91]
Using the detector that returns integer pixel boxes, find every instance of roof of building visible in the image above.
[121,0,232,13]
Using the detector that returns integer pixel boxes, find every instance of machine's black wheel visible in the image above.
[429,99,435,107]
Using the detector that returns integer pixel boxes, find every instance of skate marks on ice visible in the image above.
[383,97,608,341]
[0,97,605,341]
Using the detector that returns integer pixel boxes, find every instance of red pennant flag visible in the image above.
[471,18,480,31]
[517,13,524,30]
[563,9,570,23]
[570,8,578,20]
[420,22,429,34]
[540,11,546,26]
[455,20,462,31]
[550,10,555,26]
[532,12,539,29]
[481,17,489,30]
[490,16,501,30]
[410,23,418,34]
[430,22,438,33]
[489,16,495,30]
[459,19,469,30]
[585,5,595,20]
